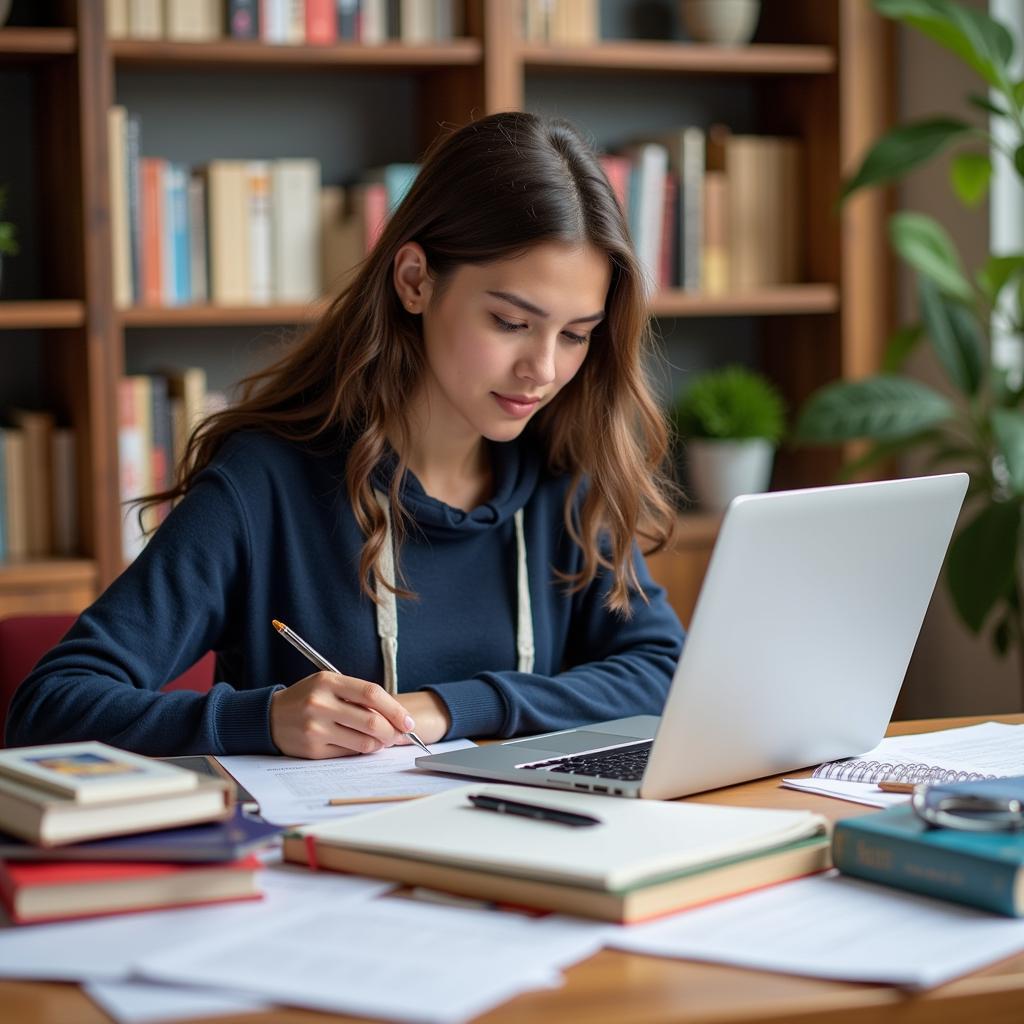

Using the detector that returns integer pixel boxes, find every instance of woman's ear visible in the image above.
[393,242,433,314]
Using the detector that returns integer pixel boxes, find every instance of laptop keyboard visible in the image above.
[519,740,652,781]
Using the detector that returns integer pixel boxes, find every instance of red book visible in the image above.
[140,157,165,307]
[0,854,262,924]
[305,0,337,44]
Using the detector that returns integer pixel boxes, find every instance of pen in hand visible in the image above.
[271,619,432,756]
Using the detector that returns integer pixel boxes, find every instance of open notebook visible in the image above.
[783,721,1024,807]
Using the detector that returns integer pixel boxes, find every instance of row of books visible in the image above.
[109,106,419,310]
[522,0,599,46]
[118,368,227,561]
[106,0,463,45]
[607,126,803,295]
[0,412,78,564]
[0,741,278,925]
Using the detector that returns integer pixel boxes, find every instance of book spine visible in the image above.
[51,429,79,557]
[306,0,337,43]
[246,161,273,305]
[187,172,208,304]
[832,820,1020,917]
[125,114,143,305]
[336,0,358,40]
[108,106,133,309]
[227,0,260,38]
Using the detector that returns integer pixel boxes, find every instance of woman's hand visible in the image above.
[269,672,418,759]
[396,690,452,746]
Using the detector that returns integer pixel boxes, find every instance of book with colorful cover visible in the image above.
[0,742,197,804]
[833,794,1024,916]
[0,854,263,924]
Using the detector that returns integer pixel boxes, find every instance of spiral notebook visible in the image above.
[782,721,1024,808]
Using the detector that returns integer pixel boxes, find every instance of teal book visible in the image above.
[833,803,1024,916]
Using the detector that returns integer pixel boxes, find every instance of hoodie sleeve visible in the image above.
[5,469,283,756]
[421,543,685,739]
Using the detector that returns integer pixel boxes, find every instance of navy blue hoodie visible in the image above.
[6,431,684,755]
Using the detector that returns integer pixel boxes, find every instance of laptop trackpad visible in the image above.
[508,730,643,755]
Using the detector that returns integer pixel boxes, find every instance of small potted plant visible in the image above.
[0,186,20,297]
[673,365,786,511]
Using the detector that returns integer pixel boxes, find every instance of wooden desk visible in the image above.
[8,714,1024,1024]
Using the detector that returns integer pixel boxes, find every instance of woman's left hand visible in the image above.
[396,691,452,745]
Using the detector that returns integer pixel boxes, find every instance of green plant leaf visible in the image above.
[976,253,1024,303]
[1015,80,1024,109]
[841,117,972,198]
[882,323,924,372]
[672,366,787,443]
[992,408,1024,494]
[918,275,983,395]
[993,614,1011,657]
[946,500,1021,633]
[968,92,1009,117]
[1015,144,1024,178]
[875,0,1015,90]
[890,212,974,301]
[795,376,954,443]
[950,151,991,205]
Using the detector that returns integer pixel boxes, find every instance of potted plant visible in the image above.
[673,365,786,512]
[794,0,1024,698]
[0,186,19,296]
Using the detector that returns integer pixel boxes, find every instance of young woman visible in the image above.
[7,112,685,758]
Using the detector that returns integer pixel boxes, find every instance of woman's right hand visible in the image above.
[269,672,418,759]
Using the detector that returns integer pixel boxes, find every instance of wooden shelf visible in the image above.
[0,27,76,57]
[119,287,838,328]
[119,302,327,327]
[0,559,97,587]
[651,285,839,318]
[110,38,482,70]
[0,301,87,330]
[521,41,836,76]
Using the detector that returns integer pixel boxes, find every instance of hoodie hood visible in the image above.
[371,439,543,540]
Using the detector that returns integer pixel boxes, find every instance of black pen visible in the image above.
[467,793,602,828]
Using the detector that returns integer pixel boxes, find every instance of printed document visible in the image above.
[609,870,1024,989]
[84,980,272,1024]
[217,739,475,824]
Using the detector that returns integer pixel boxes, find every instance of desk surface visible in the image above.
[8,714,1024,1024]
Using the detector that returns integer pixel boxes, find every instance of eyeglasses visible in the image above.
[911,783,1024,833]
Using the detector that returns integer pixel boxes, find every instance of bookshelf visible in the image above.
[0,0,893,627]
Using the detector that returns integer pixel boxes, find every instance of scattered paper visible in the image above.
[217,739,476,825]
[780,778,908,807]
[608,870,1024,990]
[137,896,604,1024]
[84,980,271,1024]
[0,861,392,982]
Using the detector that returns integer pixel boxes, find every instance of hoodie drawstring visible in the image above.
[372,489,535,694]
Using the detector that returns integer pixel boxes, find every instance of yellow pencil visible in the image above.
[877,780,916,794]
[327,794,424,806]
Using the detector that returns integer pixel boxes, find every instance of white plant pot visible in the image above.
[686,438,775,512]
[680,0,761,45]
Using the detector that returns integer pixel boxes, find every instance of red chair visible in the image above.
[0,614,214,746]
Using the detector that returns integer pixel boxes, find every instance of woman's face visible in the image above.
[410,240,611,446]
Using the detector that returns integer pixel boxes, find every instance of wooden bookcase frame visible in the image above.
[0,0,893,625]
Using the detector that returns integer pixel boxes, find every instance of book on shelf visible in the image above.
[655,126,705,292]
[206,159,251,305]
[284,784,830,923]
[833,788,1024,917]
[522,0,599,45]
[0,853,262,924]
[0,768,233,848]
[227,0,260,39]
[272,159,322,303]
[620,142,669,294]
[0,806,281,863]
[9,409,54,559]
[51,428,79,558]
[108,105,134,309]
[164,0,222,41]
[0,429,27,561]
[128,0,163,40]
[246,161,274,305]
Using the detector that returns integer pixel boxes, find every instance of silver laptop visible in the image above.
[416,472,968,799]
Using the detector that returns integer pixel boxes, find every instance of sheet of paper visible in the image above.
[137,896,605,1024]
[608,870,1024,990]
[0,861,392,983]
[779,778,909,807]
[84,980,272,1024]
[217,739,476,825]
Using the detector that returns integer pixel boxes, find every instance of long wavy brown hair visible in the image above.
[142,111,677,615]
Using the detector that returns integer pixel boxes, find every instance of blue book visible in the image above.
[833,789,1024,916]
[0,807,280,863]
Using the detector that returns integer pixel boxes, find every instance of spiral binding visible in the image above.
[811,760,996,785]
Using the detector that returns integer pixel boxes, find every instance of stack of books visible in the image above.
[284,784,831,923]
[0,741,278,924]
